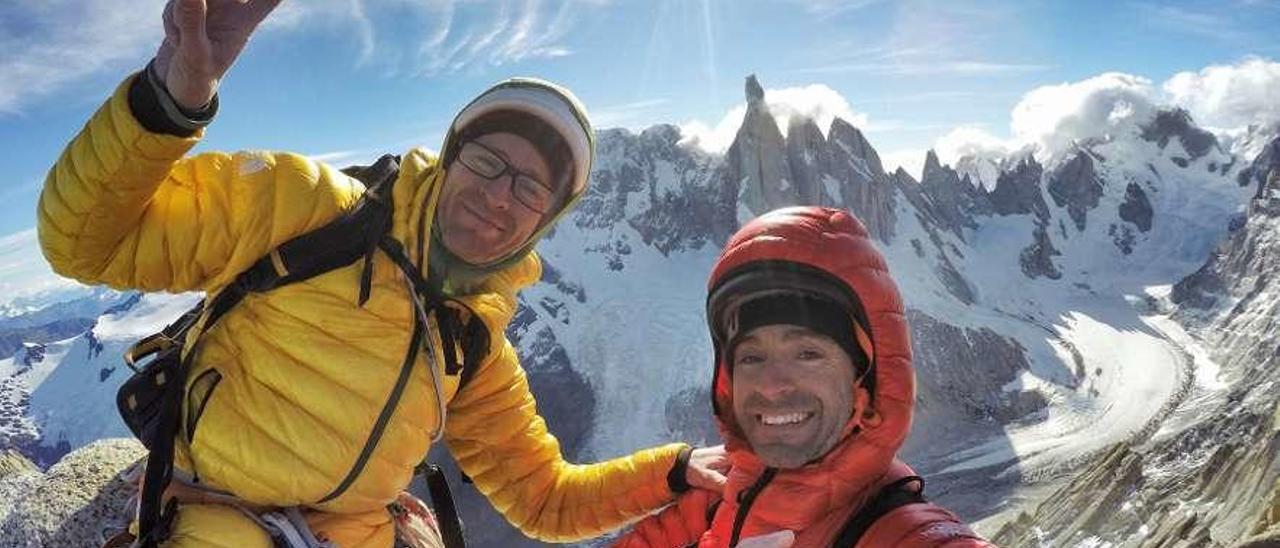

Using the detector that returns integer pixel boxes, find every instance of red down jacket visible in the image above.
[615,207,996,547]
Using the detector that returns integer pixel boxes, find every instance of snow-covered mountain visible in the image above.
[2,74,1277,546]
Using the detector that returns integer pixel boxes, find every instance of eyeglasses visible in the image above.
[456,141,556,214]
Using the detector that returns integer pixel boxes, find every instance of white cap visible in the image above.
[444,77,594,199]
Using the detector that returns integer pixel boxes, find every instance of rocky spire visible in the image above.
[725,75,798,221]
[745,74,765,104]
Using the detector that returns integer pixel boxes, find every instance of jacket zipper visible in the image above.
[729,467,778,547]
[316,307,426,503]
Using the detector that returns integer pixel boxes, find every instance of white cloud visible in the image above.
[1009,72,1159,159]
[934,126,1015,167]
[1163,57,1280,130]
[927,72,1160,164]
[881,149,927,181]
[679,84,869,154]
[678,104,747,154]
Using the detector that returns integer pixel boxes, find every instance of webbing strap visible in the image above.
[831,476,927,547]
[422,464,466,548]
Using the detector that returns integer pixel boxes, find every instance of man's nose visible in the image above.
[752,363,798,400]
[480,174,515,211]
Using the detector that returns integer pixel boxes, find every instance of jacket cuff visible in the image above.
[666,445,694,494]
[127,59,217,137]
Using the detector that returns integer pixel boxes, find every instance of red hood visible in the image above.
[707,207,915,511]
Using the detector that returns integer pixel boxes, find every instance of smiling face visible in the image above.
[731,324,858,468]
[437,132,555,265]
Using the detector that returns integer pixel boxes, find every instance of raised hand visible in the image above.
[153,0,282,110]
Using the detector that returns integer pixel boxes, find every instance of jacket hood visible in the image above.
[706,206,914,474]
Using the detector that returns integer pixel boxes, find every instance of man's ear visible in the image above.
[855,386,882,428]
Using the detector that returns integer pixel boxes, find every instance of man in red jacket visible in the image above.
[616,207,995,547]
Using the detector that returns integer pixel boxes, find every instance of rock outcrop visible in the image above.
[1047,151,1105,231]
[0,439,144,548]
[989,156,1049,221]
[1142,108,1220,161]
[1119,182,1154,232]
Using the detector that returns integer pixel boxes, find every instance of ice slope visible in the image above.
[0,292,199,457]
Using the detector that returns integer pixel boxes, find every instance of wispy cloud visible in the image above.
[852,90,1017,105]
[781,0,888,18]
[1130,2,1255,43]
[793,1,1048,79]
[802,0,1050,78]
[591,98,672,129]
[794,60,1050,76]
[399,0,593,76]
[0,0,599,113]
[0,0,165,114]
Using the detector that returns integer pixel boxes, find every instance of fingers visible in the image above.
[172,0,208,41]
[691,467,727,492]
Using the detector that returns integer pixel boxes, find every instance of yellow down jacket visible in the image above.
[38,75,684,544]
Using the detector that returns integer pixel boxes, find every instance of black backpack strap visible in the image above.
[136,284,258,547]
[832,476,927,548]
[418,463,467,548]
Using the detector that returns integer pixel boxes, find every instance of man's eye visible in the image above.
[797,349,823,361]
[516,179,552,207]
[735,354,764,366]
[474,155,503,173]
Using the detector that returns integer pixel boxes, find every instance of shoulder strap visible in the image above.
[832,475,927,548]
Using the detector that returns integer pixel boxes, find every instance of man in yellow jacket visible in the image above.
[38,0,727,546]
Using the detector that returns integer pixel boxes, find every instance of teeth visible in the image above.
[760,412,810,425]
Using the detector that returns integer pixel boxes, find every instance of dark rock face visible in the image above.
[908,310,1036,420]
[1239,135,1280,199]
[915,150,992,240]
[1108,223,1137,255]
[829,120,897,242]
[726,76,798,216]
[721,75,898,243]
[0,318,95,359]
[828,117,885,178]
[1119,182,1153,232]
[1141,108,1220,160]
[1172,255,1228,309]
[786,117,831,205]
[1020,223,1063,279]
[589,126,736,257]
[1047,152,1104,231]
[989,156,1049,221]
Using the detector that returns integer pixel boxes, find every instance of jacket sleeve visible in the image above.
[856,503,997,548]
[443,337,688,542]
[37,73,362,293]
[612,490,718,548]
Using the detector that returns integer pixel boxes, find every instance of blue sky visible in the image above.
[2,0,1279,238]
